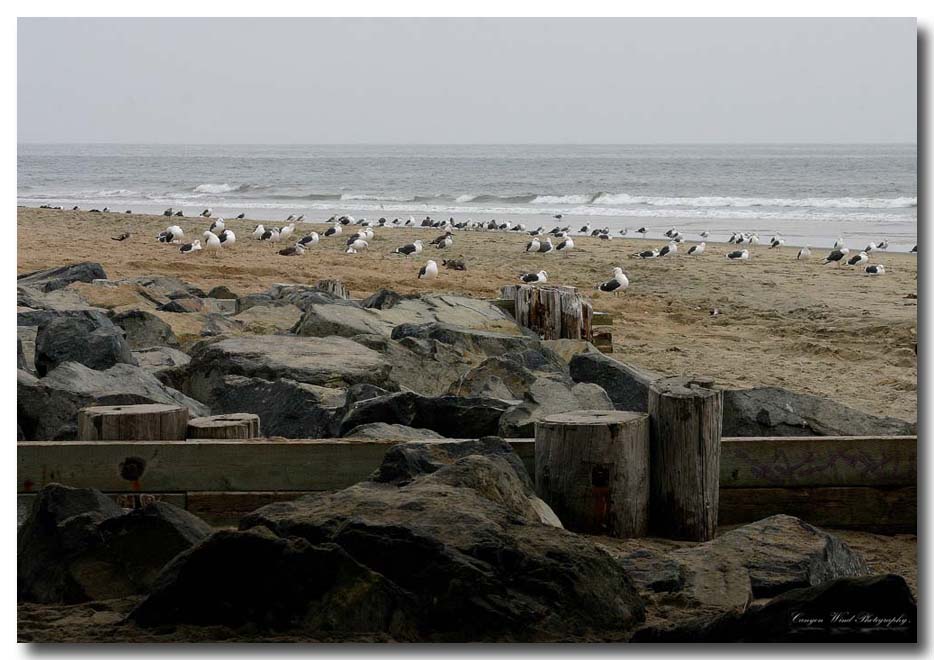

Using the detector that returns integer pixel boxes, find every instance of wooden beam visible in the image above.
[592,311,614,326]
[718,486,916,534]
[719,435,917,488]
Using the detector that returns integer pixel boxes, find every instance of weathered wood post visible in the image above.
[314,279,350,299]
[500,284,593,341]
[187,413,261,440]
[648,376,722,541]
[77,404,189,442]
[535,410,650,537]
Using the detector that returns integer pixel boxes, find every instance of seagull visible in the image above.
[519,270,548,284]
[278,244,305,257]
[298,233,319,247]
[687,242,705,256]
[202,230,222,257]
[280,223,296,240]
[911,244,917,253]
[323,224,342,238]
[727,249,750,262]
[847,251,869,268]
[538,238,554,254]
[658,241,678,257]
[111,232,131,242]
[394,239,423,256]
[174,210,184,217]
[163,208,174,217]
[864,242,877,253]
[876,240,889,251]
[525,237,541,252]
[596,267,628,296]
[865,264,886,276]
[252,224,265,240]
[579,224,591,234]
[179,240,201,254]
[418,260,439,279]
[236,213,246,219]
[260,228,280,242]
[636,227,648,235]
[219,229,236,247]
[833,236,846,249]
[209,217,225,235]
[201,208,213,218]
[347,238,368,251]
[556,236,575,251]
[634,248,659,259]
[797,246,812,260]
[769,236,785,249]
[619,228,629,236]
[822,248,849,266]
[700,230,710,238]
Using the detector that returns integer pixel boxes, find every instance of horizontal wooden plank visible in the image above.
[720,435,917,488]
[591,312,614,326]
[718,486,916,534]
[186,491,314,528]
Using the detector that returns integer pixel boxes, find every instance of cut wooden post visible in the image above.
[187,413,261,440]
[648,376,722,541]
[500,284,593,341]
[77,404,189,442]
[314,279,349,299]
[535,410,650,537]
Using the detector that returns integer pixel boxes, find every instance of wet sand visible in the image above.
[17,207,918,421]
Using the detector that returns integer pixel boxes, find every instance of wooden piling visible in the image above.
[77,404,189,442]
[315,279,349,299]
[500,284,593,341]
[648,376,722,541]
[535,410,650,537]
[187,413,261,440]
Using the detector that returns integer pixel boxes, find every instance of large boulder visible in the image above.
[18,362,209,441]
[118,275,206,300]
[339,391,516,438]
[17,337,28,371]
[379,336,474,396]
[132,346,191,377]
[391,322,537,357]
[130,449,645,641]
[632,574,916,642]
[111,309,179,349]
[18,484,211,604]
[17,262,107,293]
[569,353,663,412]
[183,335,394,397]
[232,303,303,335]
[341,423,444,440]
[375,293,522,335]
[722,387,917,437]
[197,375,345,438]
[293,303,392,338]
[34,314,137,376]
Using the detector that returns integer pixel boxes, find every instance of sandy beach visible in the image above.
[17,207,918,422]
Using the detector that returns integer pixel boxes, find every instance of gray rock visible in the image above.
[18,305,110,328]
[133,346,191,376]
[267,284,353,311]
[197,375,345,439]
[569,353,663,411]
[723,387,917,437]
[17,262,107,293]
[34,314,137,376]
[132,451,644,641]
[339,391,516,438]
[382,336,473,396]
[232,303,303,335]
[18,484,211,604]
[200,313,245,337]
[206,285,238,300]
[342,423,444,440]
[184,335,394,393]
[360,288,413,310]
[17,337,27,371]
[111,309,180,349]
[293,303,392,338]
[18,362,209,441]
[120,275,206,300]
[391,322,537,357]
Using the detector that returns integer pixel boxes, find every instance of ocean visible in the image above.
[18,143,917,250]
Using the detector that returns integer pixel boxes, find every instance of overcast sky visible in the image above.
[17,17,916,144]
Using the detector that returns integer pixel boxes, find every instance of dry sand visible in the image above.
[17,207,918,421]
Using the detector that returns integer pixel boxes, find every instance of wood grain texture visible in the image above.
[77,404,189,442]
[535,410,649,537]
[187,413,261,440]
[500,284,593,340]
[648,376,723,541]
[718,486,917,533]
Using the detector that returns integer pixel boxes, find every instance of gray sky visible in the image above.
[17,17,916,144]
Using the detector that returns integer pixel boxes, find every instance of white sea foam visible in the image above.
[530,194,597,205]
[591,193,917,209]
[193,183,238,193]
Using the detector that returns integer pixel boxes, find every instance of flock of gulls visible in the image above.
[41,205,915,292]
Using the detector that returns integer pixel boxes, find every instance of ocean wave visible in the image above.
[530,194,599,205]
[192,183,268,194]
[591,193,917,209]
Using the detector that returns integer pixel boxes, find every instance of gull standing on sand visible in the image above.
[865,264,886,276]
[769,236,785,249]
[260,227,280,242]
[418,260,439,280]
[822,248,849,266]
[556,236,574,251]
[526,237,541,252]
[687,242,705,256]
[252,224,265,240]
[658,241,678,257]
[201,208,213,218]
[347,238,368,252]
[324,224,342,238]
[847,251,869,268]
[202,231,222,257]
[519,270,548,284]
[538,238,554,254]
[298,233,319,247]
[280,223,296,240]
[596,267,629,296]
[700,230,710,238]
[219,229,236,247]
[797,246,812,260]
[209,217,225,235]
[727,249,750,262]
[636,227,648,235]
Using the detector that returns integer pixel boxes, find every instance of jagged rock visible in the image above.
[722,387,917,437]
[17,362,209,441]
[111,309,180,349]
[342,423,444,440]
[266,284,353,311]
[184,335,394,394]
[339,391,516,438]
[542,338,601,363]
[132,346,191,376]
[381,336,472,396]
[376,294,523,334]
[360,288,412,310]
[569,353,663,412]
[17,262,107,293]
[18,326,37,373]
[293,303,392,338]
[157,297,219,314]
[197,375,345,438]
[18,305,110,328]
[232,304,303,335]
[17,337,27,371]
[236,292,277,313]
[34,314,137,376]
[131,527,417,634]
[207,285,238,300]
[131,452,644,641]
[120,275,206,300]
[18,484,211,604]
[391,322,537,357]
[200,313,244,337]
[632,574,916,642]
